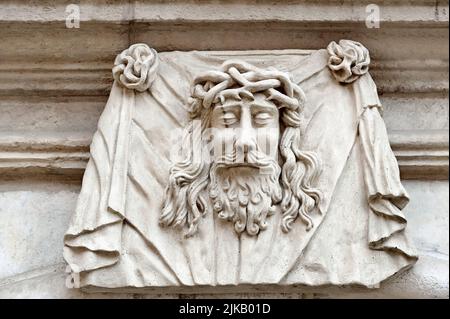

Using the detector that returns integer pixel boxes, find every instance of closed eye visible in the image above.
[253,112,273,125]
[220,112,238,125]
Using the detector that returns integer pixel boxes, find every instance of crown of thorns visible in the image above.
[189,60,306,117]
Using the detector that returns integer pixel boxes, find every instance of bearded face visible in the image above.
[207,93,283,236]
[160,60,322,238]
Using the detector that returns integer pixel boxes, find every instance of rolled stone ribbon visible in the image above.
[327,40,370,84]
[112,43,159,92]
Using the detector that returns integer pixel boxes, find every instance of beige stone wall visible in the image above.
[0,0,448,298]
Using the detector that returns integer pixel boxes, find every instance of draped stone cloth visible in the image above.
[64,49,417,289]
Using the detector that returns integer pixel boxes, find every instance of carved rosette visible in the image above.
[327,40,370,84]
[112,43,159,92]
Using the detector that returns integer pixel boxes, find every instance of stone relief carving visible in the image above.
[64,40,418,290]
[160,60,322,237]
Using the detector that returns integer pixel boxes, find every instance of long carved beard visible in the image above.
[207,151,282,236]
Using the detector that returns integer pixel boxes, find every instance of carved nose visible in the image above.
[236,131,257,155]
[235,107,256,160]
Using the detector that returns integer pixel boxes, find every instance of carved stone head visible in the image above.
[160,60,322,237]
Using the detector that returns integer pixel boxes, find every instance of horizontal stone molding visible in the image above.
[1,1,447,99]
[0,1,448,24]
[390,130,449,179]
[0,136,90,178]
[0,59,447,96]
[0,1,447,182]
[0,66,112,96]
[0,130,447,180]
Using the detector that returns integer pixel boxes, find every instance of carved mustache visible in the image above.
[213,147,276,167]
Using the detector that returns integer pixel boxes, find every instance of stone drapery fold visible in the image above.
[358,99,418,261]
[64,82,136,273]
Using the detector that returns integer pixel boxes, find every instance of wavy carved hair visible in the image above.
[160,60,322,237]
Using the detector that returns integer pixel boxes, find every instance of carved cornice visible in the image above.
[0,136,90,178]
[0,1,447,25]
[389,130,449,180]
[0,65,112,96]
[1,2,447,96]
[0,130,447,180]
[0,1,447,182]
[0,59,447,97]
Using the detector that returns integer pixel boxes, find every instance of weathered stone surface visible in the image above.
[0,180,80,280]
[1,1,448,24]
[0,0,447,299]
[382,94,449,131]
[61,44,422,289]
[0,181,446,298]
